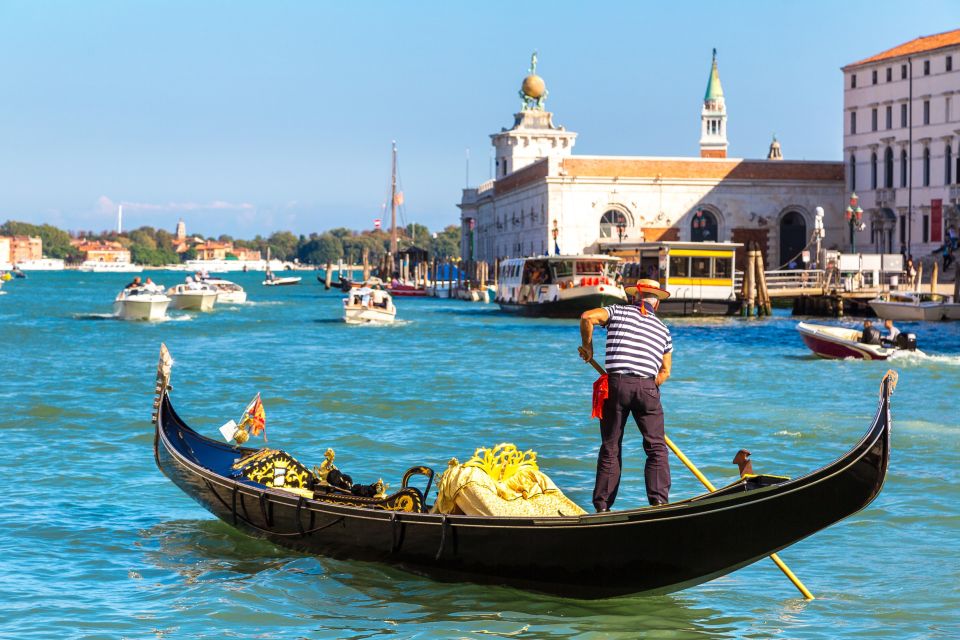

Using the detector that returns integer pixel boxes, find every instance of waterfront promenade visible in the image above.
[0,271,958,637]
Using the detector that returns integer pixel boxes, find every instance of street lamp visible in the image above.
[552,219,559,255]
[616,219,627,244]
[845,193,865,253]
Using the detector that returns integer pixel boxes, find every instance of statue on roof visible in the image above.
[519,51,548,111]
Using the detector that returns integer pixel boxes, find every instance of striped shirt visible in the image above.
[602,302,673,378]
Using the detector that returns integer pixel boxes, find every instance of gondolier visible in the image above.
[579,278,673,511]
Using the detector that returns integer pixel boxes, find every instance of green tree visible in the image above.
[404,223,430,248]
[299,233,343,265]
[267,231,299,261]
[0,220,77,259]
[430,225,461,259]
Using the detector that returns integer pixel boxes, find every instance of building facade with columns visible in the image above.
[842,28,960,257]
[460,53,846,269]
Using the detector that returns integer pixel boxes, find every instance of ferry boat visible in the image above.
[618,242,741,316]
[496,255,626,317]
[80,259,143,273]
[15,259,65,271]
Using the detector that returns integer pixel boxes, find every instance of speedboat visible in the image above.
[343,278,396,324]
[166,283,218,311]
[496,255,627,318]
[203,278,247,304]
[867,292,954,321]
[387,281,428,297]
[263,275,302,286]
[797,321,921,360]
[113,285,170,320]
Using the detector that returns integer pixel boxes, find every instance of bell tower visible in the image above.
[699,49,728,158]
[491,52,577,177]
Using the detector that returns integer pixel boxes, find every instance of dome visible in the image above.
[521,74,546,99]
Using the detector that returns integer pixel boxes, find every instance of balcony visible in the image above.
[874,188,896,207]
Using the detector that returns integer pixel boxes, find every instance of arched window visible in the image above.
[849,154,856,191]
[923,147,930,186]
[691,209,718,242]
[870,152,878,189]
[900,149,908,187]
[946,144,953,186]
[884,147,894,188]
[599,210,628,240]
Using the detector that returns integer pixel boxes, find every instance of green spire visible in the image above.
[704,48,724,102]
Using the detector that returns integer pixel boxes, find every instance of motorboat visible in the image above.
[797,321,921,360]
[263,274,302,286]
[15,259,65,271]
[387,281,428,297]
[343,278,396,324]
[153,344,893,598]
[868,291,955,321]
[113,285,170,320]
[496,255,627,318]
[203,278,247,304]
[166,282,218,311]
[79,260,143,273]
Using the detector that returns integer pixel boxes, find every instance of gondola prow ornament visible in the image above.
[219,393,267,444]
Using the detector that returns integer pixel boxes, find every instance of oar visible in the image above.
[585,357,815,600]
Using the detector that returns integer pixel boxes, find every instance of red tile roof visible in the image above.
[845,28,960,68]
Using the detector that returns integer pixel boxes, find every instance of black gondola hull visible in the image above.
[154,374,892,598]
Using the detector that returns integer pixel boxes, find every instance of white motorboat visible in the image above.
[15,259,65,271]
[113,285,170,320]
[80,260,143,273]
[867,292,955,321]
[203,278,247,304]
[166,283,218,311]
[262,275,301,286]
[797,321,921,360]
[343,279,397,324]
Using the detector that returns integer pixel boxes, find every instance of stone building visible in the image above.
[842,28,960,256]
[76,240,131,264]
[0,235,43,264]
[459,52,846,268]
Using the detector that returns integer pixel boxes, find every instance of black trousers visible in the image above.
[593,375,670,509]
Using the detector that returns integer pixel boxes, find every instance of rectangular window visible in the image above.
[872,69,878,84]
[901,103,907,127]
[850,111,857,134]
[669,256,690,278]
[872,108,878,131]
[948,56,954,72]
[947,97,952,123]
[901,64,907,79]
[924,60,930,75]
[922,215,929,243]
[850,74,857,89]
[886,67,892,82]
[713,257,731,279]
[691,257,711,278]
[886,106,892,129]
[900,215,907,244]
[923,100,930,125]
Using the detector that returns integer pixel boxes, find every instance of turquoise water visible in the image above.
[1,271,958,639]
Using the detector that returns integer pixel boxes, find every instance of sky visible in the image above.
[0,0,957,238]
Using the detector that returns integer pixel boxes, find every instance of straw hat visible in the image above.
[624,278,670,300]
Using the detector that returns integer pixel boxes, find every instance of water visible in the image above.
[1,271,958,639]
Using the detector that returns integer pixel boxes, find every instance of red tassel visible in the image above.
[591,374,609,419]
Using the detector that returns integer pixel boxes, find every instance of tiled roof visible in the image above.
[845,28,960,68]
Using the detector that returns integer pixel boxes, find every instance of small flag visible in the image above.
[239,393,267,442]
[393,191,404,206]
[373,218,381,230]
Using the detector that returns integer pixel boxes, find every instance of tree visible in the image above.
[299,233,343,265]
[430,225,461,259]
[267,231,299,261]
[0,220,76,259]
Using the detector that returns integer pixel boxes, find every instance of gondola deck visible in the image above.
[152,345,892,598]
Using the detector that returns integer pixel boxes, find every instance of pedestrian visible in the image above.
[579,278,673,511]
[906,256,917,288]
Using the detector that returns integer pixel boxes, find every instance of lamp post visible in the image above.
[552,219,559,255]
[845,193,865,253]
[616,220,626,244]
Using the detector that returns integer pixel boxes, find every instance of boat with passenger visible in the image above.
[343,278,396,324]
[202,277,247,304]
[113,284,169,320]
[797,321,921,360]
[152,344,893,598]
[868,291,957,321]
[618,241,742,316]
[496,255,625,317]
[166,279,218,311]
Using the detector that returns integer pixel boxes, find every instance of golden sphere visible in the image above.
[521,74,546,99]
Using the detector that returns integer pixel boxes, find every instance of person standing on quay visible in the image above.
[578,279,673,512]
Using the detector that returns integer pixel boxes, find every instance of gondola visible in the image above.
[153,345,892,598]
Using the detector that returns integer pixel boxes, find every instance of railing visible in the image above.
[734,269,825,292]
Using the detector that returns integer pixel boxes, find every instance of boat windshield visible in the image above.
[550,260,574,280]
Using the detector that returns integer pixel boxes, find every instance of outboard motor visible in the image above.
[895,333,918,351]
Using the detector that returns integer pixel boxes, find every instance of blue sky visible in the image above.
[0,1,957,238]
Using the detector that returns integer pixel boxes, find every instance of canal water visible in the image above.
[1,271,957,639]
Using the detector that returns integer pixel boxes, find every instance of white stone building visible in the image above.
[842,28,960,256]
[460,52,846,270]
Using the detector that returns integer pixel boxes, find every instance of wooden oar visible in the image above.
[586,357,815,600]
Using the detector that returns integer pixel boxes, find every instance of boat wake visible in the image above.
[887,351,960,367]
[73,313,118,321]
